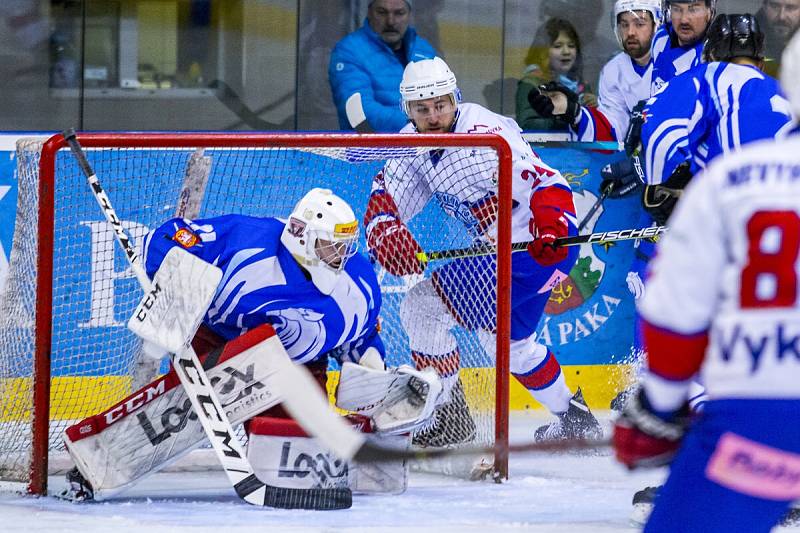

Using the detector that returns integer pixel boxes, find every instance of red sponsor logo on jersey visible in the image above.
[173,228,198,248]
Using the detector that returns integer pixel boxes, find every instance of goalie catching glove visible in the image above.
[335,362,444,436]
[613,388,691,469]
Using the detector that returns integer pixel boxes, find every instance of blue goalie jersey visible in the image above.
[141,215,384,365]
[641,62,793,185]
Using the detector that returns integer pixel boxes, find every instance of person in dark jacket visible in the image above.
[328,0,438,132]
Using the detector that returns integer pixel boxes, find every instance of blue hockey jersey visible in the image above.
[641,62,793,185]
[142,215,384,365]
[650,22,704,95]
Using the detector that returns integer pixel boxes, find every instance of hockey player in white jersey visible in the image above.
[527,0,663,143]
[62,188,443,506]
[364,57,602,444]
[616,14,795,521]
[613,31,800,531]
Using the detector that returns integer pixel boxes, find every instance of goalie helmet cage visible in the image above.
[0,132,513,496]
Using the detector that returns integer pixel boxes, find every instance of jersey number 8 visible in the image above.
[741,210,800,308]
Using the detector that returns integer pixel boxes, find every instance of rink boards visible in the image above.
[0,134,642,413]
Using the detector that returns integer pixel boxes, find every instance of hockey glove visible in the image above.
[367,219,425,277]
[528,214,569,266]
[528,82,581,125]
[642,162,693,226]
[624,99,648,157]
[613,388,691,470]
[599,157,644,199]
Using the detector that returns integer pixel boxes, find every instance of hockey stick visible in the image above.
[223,90,294,130]
[354,437,611,464]
[175,148,211,219]
[345,92,373,133]
[208,79,282,130]
[132,148,212,389]
[415,225,667,263]
[577,181,613,232]
[62,129,350,509]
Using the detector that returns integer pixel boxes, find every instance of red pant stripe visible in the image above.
[411,350,461,378]
[513,350,562,390]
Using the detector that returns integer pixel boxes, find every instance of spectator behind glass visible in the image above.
[539,0,618,90]
[516,18,598,132]
[328,0,438,132]
[756,0,800,77]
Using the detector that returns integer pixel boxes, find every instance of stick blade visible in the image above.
[345,92,372,133]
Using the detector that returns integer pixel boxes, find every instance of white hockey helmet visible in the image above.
[280,188,359,295]
[399,57,461,116]
[782,31,800,119]
[612,0,663,48]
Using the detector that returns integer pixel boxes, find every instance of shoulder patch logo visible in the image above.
[287,217,306,238]
[173,228,198,248]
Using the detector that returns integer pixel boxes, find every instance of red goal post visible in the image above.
[0,132,513,495]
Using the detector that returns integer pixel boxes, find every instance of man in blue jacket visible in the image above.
[328,0,438,132]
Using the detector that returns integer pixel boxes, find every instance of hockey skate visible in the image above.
[610,384,636,411]
[58,466,94,502]
[412,379,476,447]
[782,506,800,526]
[534,388,602,442]
[630,485,658,526]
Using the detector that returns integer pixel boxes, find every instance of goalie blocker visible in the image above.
[63,324,430,504]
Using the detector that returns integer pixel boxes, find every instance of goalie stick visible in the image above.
[345,92,373,133]
[354,436,611,464]
[62,129,354,509]
[415,225,668,263]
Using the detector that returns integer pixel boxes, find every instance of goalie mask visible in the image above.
[280,188,359,295]
[612,0,663,48]
[399,57,461,117]
[702,14,765,63]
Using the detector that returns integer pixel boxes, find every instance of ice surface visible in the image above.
[0,412,794,533]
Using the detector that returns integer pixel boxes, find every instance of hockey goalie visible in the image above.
[61,188,444,508]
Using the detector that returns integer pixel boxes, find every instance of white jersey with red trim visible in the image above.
[599,52,652,139]
[367,102,575,245]
[639,133,800,409]
[573,52,652,142]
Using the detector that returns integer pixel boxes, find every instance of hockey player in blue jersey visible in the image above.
[141,187,386,375]
[62,188,446,504]
[650,0,715,93]
[637,13,793,226]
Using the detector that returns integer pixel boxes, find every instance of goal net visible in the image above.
[0,133,512,495]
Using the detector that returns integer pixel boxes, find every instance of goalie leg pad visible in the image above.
[248,415,408,498]
[63,325,283,500]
